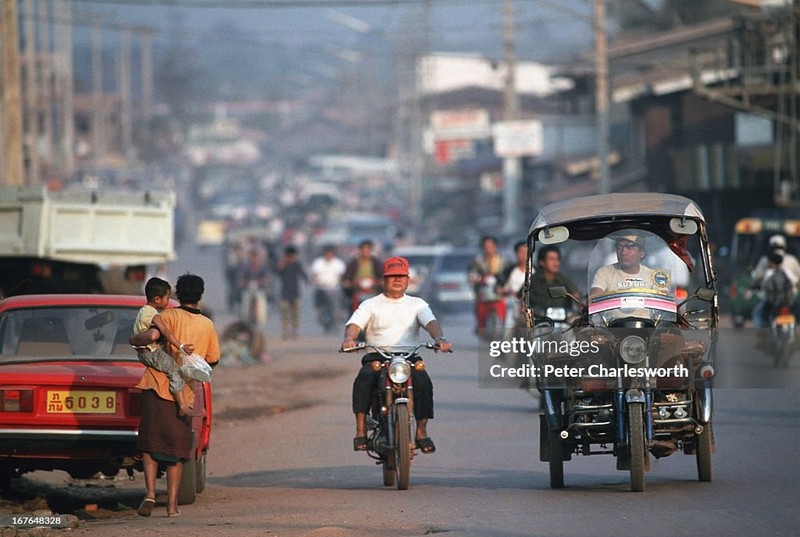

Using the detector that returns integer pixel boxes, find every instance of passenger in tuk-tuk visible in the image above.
[527,245,579,315]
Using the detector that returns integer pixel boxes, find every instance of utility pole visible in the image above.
[24,0,40,183]
[3,0,25,185]
[140,30,154,122]
[39,0,54,179]
[594,0,611,194]
[120,29,133,160]
[91,21,104,165]
[502,0,521,236]
[54,0,75,177]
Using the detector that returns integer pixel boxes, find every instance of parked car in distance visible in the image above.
[392,244,452,299]
[424,248,478,313]
[0,294,211,505]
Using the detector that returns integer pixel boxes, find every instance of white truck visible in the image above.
[0,185,176,296]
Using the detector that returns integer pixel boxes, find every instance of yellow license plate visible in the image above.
[46,391,117,414]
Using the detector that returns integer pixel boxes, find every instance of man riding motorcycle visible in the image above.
[341,256,452,455]
[341,239,383,314]
[468,235,509,337]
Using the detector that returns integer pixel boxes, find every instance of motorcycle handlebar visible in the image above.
[339,342,451,356]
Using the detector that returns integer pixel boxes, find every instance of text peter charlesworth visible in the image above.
[485,336,690,381]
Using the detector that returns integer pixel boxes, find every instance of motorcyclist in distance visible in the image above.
[341,256,452,455]
[750,234,800,329]
[468,235,509,336]
[341,239,383,313]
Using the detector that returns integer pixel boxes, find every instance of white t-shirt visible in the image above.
[310,256,346,290]
[505,266,526,296]
[592,263,660,293]
[347,293,437,347]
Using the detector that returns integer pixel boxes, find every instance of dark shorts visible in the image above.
[352,353,434,420]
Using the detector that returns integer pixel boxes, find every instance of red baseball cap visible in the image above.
[383,256,410,277]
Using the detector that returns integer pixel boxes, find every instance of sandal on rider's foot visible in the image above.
[136,496,155,517]
[416,437,436,454]
[353,436,368,451]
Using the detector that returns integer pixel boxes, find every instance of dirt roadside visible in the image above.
[0,334,352,536]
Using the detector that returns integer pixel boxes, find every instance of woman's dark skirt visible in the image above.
[137,389,191,462]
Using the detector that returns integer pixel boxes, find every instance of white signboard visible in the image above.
[492,120,544,158]
[430,109,491,141]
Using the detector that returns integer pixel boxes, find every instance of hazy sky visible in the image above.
[69,0,595,62]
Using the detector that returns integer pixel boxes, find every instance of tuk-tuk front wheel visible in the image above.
[628,403,647,492]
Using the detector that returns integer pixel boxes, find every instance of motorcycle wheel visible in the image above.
[628,403,647,492]
[696,423,713,482]
[395,404,412,490]
[548,430,565,489]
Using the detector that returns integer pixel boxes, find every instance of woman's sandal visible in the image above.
[167,510,182,518]
[136,497,156,517]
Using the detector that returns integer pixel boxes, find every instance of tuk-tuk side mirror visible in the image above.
[669,217,698,235]
[548,286,567,299]
[678,287,716,309]
[695,288,716,302]
[538,226,569,245]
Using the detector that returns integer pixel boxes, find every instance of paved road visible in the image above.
[13,242,796,536]
[69,314,798,536]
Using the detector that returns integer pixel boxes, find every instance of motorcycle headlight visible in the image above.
[388,359,411,384]
[619,335,647,364]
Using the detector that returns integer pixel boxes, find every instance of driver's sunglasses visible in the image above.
[616,241,640,251]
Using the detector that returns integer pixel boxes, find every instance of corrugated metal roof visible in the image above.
[528,192,705,233]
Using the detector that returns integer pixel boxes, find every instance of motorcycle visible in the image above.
[768,305,797,367]
[472,273,506,341]
[350,277,379,313]
[523,193,719,492]
[340,342,442,490]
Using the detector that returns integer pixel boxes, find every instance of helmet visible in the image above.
[769,234,787,249]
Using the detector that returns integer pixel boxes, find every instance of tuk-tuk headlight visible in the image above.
[388,359,411,384]
[619,336,647,364]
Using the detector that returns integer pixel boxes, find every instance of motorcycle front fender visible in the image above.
[696,384,713,423]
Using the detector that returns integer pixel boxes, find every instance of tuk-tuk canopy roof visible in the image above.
[528,193,705,235]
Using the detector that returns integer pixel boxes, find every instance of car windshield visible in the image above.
[0,306,140,361]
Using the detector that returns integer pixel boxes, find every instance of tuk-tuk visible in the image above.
[523,193,718,491]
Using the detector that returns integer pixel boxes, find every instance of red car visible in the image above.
[0,294,211,504]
